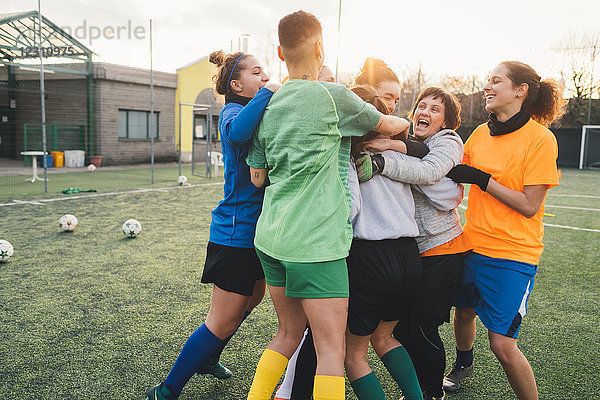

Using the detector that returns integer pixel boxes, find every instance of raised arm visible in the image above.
[373,114,410,138]
[222,85,278,146]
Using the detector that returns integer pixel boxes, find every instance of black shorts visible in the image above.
[346,237,422,336]
[201,242,265,296]
[411,252,466,326]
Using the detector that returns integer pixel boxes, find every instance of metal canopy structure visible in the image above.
[0,10,93,70]
[0,11,96,158]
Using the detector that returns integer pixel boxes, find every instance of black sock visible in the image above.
[455,347,473,367]
[291,327,317,400]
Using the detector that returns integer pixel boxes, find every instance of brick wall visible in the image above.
[94,64,177,165]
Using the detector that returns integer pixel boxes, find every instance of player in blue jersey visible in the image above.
[146,49,280,400]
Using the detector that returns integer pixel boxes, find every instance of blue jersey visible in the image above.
[209,87,274,248]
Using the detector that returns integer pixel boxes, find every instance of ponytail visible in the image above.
[527,79,565,127]
[500,61,566,126]
[209,50,248,95]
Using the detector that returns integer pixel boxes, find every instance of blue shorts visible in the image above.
[454,252,537,338]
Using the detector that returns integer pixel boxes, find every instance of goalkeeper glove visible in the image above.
[355,154,385,183]
[446,164,491,191]
[403,137,430,159]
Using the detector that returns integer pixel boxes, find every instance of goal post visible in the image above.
[579,125,600,170]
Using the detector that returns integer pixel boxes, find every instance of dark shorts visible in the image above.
[201,241,265,297]
[411,252,466,326]
[347,237,422,336]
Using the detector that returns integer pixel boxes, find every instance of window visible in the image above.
[118,110,159,139]
[194,114,217,141]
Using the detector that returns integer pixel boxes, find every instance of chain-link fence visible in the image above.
[0,7,230,201]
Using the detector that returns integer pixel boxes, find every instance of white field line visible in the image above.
[545,205,600,212]
[458,203,599,232]
[547,194,600,199]
[461,197,599,212]
[0,182,223,207]
[543,223,600,233]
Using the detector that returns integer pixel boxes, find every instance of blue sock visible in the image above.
[209,310,251,361]
[165,324,223,395]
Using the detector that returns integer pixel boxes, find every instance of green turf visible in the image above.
[0,168,598,399]
[0,164,213,201]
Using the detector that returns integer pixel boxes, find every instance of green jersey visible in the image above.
[247,80,380,262]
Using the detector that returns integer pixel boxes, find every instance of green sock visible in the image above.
[350,372,386,400]
[380,346,422,400]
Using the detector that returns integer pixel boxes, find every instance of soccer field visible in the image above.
[0,168,598,399]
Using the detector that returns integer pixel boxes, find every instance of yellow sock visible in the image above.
[313,375,345,400]
[247,349,288,400]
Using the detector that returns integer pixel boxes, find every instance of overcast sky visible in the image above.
[7,0,600,88]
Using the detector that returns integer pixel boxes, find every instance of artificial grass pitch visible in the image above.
[0,168,598,398]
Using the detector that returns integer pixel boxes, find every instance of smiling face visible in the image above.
[412,95,447,140]
[231,55,270,98]
[483,64,524,120]
[375,80,400,114]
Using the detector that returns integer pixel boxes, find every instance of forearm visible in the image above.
[485,180,548,218]
[374,115,410,137]
[382,151,458,185]
[250,167,268,188]
[227,87,274,146]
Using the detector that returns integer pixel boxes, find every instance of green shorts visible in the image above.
[255,249,349,299]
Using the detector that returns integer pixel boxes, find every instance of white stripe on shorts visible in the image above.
[518,279,532,318]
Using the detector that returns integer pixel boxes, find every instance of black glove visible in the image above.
[402,137,430,159]
[446,164,491,191]
[355,154,385,183]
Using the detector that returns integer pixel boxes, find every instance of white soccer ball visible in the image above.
[59,214,78,232]
[177,175,187,186]
[122,219,142,238]
[0,240,14,262]
[87,164,96,171]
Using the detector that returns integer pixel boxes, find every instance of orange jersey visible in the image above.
[420,232,472,257]
[462,119,559,265]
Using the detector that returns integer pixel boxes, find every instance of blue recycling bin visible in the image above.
[38,154,53,168]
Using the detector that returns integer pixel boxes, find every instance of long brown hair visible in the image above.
[209,50,250,95]
[500,61,565,126]
[350,85,388,158]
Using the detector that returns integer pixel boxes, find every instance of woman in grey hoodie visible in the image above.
[357,87,470,400]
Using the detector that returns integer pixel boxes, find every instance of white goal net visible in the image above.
[579,125,600,169]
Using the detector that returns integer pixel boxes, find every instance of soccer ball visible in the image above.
[59,214,78,231]
[0,240,13,262]
[122,219,142,238]
[177,175,187,186]
[87,164,96,171]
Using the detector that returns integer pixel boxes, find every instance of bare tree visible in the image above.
[441,74,487,127]
[554,31,600,125]
[255,29,283,83]
[396,63,428,117]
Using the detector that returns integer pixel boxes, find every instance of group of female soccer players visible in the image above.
[146,13,564,400]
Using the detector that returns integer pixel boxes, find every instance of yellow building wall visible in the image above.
[175,57,214,153]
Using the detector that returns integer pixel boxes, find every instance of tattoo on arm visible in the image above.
[375,118,383,130]
[254,171,260,179]
[302,74,309,80]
